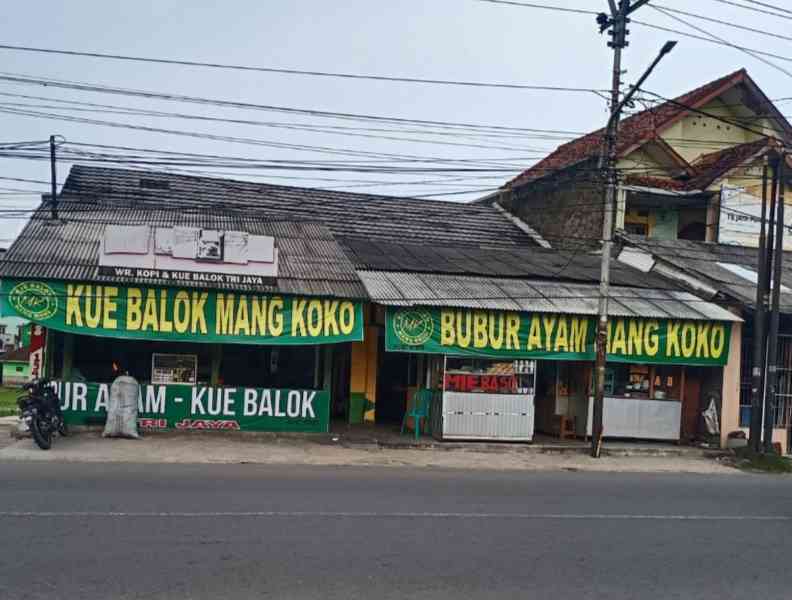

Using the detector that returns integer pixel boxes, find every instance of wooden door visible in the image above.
[681,374,701,440]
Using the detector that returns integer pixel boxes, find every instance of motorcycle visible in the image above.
[17,379,68,450]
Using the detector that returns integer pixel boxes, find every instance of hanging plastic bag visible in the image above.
[703,398,720,436]
[103,375,140,439]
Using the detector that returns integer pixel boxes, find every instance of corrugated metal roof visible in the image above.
[58,165,542,249]
[358,270,741,322]
[340,236,675,289]
[621,234,792,313]
[0,203,367,298]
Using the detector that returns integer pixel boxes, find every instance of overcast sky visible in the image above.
[0,0,790,242]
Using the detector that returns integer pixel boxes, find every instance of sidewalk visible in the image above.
[0,422,738,474]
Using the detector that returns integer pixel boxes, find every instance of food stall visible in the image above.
[434,356,536,441]
[583,364,685,441]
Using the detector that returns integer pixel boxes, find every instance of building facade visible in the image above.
[0,165,742,447]
[494,69,792,249]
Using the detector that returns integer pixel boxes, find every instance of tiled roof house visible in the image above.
[489,69,792,249]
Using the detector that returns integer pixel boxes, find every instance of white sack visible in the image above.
[103,375,140,439]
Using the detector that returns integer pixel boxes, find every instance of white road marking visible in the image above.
[0,511,789,520]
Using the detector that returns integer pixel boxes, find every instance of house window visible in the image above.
[625,222,648,236]
[15,366,23,372]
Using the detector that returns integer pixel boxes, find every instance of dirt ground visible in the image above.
[0,426,738,474]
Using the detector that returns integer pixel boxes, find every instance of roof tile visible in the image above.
[509,69,750,187]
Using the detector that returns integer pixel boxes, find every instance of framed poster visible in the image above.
[151,353,198,385]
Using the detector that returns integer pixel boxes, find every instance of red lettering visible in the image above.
[137,418,168,430]
[174,419,240,430]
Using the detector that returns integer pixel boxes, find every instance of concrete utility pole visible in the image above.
[591,0,673,458]
[749,157,770,452]
[49,134,58,220]
[764,152,786,453]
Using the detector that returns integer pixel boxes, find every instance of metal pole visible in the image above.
[764,152,785,454]
[749,158,769,451]
[49,135,58,220]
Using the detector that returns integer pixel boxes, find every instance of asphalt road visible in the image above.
[1,463,791,600]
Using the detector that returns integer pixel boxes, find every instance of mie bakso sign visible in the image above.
[1,279,363,345]
[386,306,731,366]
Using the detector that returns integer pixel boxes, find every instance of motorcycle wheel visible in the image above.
[30,418,52,450]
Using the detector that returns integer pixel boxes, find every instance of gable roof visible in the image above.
[624,137,777,192]
[0,165,544,298]
[62,165,542,249]
[507,69,789,188]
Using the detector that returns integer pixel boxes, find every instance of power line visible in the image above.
[0,71,593,136]
[0,90,576,139]
[474,0,792,63]
[475,0,596,15]
[650,5,792,80]
[739,0,792,15]
[0,99,554,153]
[710,0,792,20]
[656,5,792,43]
[632,19,792,63]
[0,43,609,93]
[0,105,549,166]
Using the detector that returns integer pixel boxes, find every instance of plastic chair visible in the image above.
[401,389,434,440]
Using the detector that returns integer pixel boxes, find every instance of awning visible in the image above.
[358,270,741,322]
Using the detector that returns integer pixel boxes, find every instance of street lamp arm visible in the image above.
[626,0,652,15]
[607,40,677,131]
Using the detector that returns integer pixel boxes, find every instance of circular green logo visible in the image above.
[8,281,58,321]
[392,308,434,346]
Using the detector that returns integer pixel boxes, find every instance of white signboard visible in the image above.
[99,225,278,284]
[151,353,197,385]
[719,186,792,250]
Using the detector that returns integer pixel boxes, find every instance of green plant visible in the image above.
[734,447,792,474]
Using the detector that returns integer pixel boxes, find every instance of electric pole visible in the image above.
[591,0,669,457]
[49,134,58,220]
[749,157,769,452]
[764,151,786,453]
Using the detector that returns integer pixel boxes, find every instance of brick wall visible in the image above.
[501,166,605,249]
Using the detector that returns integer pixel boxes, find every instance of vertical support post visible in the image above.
[765,153,785,453]
[348,311,379,424]
[313,345,321,389]
[364,326,379,423]
[49,135,58,220]
[210,345,222,387]
[750,158,770,451]
[323,345,333,393]
[42,328,53,379]
[61,333,74,381]
[721,319,744,448]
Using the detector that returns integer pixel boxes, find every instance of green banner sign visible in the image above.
[386,306,731,366]
[53,380,329,432]
[0,279,363,345]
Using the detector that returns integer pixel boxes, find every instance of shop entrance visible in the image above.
[534,361,590,438]
[376,351,411,424]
